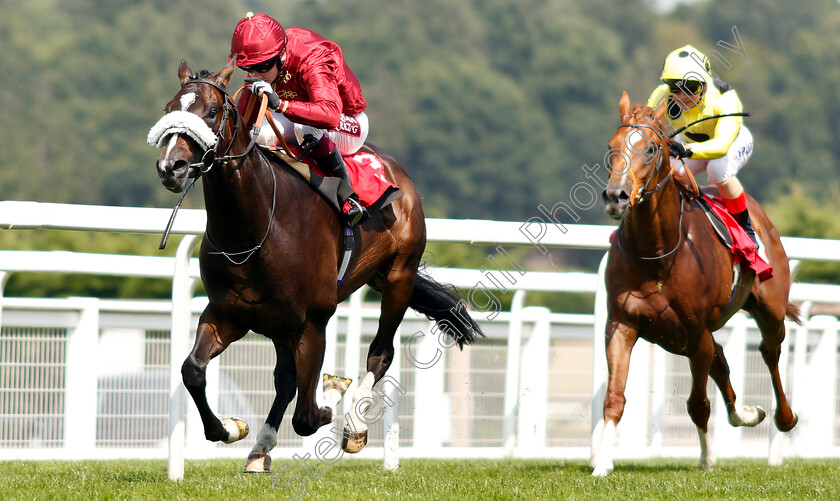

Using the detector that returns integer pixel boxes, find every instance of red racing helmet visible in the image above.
[229,12,287,66]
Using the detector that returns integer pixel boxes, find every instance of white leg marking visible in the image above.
[244,423,277,473]
[592,420,616,477]
[697,426,717,471]
[346,372,375,433]
[590,418,605,467]
[251,423,278,454]
[324,388,343,418]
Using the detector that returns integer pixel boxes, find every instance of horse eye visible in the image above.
[647,145,657,155]
[208,107,218,118]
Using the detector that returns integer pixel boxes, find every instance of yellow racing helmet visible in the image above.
[660,45,712,83]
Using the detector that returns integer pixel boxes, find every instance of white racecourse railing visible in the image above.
[1,201,840,479]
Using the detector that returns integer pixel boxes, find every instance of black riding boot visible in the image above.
[303,135,369,227]
[732,209,758,250]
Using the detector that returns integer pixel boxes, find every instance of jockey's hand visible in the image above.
[669,141,693,159]
[245,77,281,110]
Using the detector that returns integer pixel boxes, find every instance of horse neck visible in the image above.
[622,179,683,256]
[201,133,277,247]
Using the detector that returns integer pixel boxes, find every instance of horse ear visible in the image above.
[178,60,192,84]
[652,100,666,123]
[215,58,236,88]
[619,91,631,120]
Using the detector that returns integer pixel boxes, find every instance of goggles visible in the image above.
[239,57,277,74]
[666,79,704,95]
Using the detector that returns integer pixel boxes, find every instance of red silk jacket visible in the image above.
[237,27,366,130]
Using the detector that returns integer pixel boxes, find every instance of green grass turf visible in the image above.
[1,458,839,500]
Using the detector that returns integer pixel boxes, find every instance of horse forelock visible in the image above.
[624,104,658,125]
[190,69,214,80]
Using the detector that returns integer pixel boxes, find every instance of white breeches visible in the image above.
[255,111,369,156]
[673,125,753,184]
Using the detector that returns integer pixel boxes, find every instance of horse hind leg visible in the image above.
[751,307,798,432]
[686,332,717,471]
[709,340,766,427]
[343,263,418,453]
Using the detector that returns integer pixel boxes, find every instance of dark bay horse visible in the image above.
[150,60,482,472]
[592,92,799,476]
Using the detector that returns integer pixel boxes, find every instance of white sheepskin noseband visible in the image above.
[147,110,218,150]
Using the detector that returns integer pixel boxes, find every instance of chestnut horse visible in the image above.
[592,92,799,476]
[150,60,482,472]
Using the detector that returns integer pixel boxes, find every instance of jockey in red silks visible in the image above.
[229,12,370,226]
[648,45,758,248]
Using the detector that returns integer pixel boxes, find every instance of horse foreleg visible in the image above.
[709,341,766,427]
[592,321,637,477]
[343,266,416,453]
[244,341,297,473]
[687,332,716,471]
[182,308,249,443]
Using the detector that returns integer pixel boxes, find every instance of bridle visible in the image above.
[158,76,276,266]
[616,121,671,206]
[183,76,252,173]
[613,120,684,261]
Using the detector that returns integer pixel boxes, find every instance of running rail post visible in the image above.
[168,235,200,481]
[502,290,526,457]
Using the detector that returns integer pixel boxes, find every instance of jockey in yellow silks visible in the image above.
[647,45,757,247]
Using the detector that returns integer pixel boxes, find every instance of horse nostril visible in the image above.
[618,191,629,201]
[172,159,189,174]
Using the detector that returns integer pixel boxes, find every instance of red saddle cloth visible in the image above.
[295,149,399,208]
[703,194,774,281]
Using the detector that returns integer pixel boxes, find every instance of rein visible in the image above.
[615,195,686,261]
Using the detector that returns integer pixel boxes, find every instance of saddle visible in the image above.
[262,146,402,283]
[688,188,773,282]
[264,145,402,216]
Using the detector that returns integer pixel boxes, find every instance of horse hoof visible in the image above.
[243,452,271,473]
[323,374,353,396]
[341,429,368,453]
[222,417,250,444]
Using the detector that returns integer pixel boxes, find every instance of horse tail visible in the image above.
[409,268,485,349]
[785,301,802,325]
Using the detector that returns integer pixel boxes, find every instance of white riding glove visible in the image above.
[245,77,280,110]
